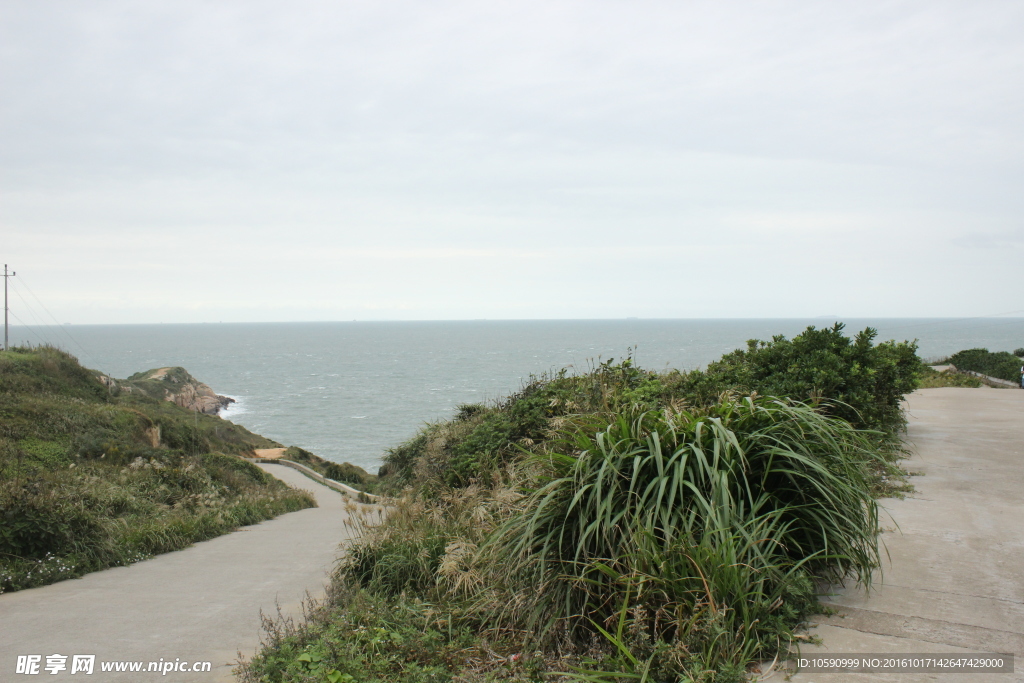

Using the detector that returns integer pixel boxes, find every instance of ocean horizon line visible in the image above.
[14,315,1024,329]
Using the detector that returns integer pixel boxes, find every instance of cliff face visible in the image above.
[123,367,236,415]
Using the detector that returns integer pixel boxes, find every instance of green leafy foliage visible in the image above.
[948,348,1023,383]
[700,323,919,433]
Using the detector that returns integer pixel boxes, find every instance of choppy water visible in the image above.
[10,318,1023,472]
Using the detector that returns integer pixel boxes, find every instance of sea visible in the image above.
[10,318,1024,473]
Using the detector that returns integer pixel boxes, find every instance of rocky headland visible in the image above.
[107,366,236,414]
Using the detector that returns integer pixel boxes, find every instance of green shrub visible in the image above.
[0,346,108,403]
[339,490,481,597]
[699,323,919,433]
[156,418,210,453]
[378,361,675,490]
[949,348,1022,383]
[16,438,71,468]
[201,452,272,486]
[323,462,370,487]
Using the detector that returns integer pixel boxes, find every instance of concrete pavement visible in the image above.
[783,388,1024,682]
[0,464,369,682]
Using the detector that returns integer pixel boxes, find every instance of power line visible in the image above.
[13,274,102,369]
[7,279,67,350]
[8,310,49,348]
[9,282,52,335]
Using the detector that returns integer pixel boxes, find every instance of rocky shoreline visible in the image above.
[103,366,237,415]
[165,378,236,414]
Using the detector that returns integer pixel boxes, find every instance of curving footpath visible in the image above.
[786,387,1024,682]
[0,465,364,682]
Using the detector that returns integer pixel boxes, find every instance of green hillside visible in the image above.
[0,346,315,593]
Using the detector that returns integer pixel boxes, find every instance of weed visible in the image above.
[916,365,983,388]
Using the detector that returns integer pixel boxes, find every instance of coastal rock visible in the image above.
[125,367,236,415]
[167,380,235,414]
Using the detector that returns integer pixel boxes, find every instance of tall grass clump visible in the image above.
[340,478,521,599]
[485,396,882,678]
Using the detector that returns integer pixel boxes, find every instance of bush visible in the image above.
[0,461,316,593]
[238,585,509,683]
[201,451,272,486]
[948,348,1022,383]
[156,418,210,454]
[339,487,490,597]
[700,323,919,433]
[324,462,370,488]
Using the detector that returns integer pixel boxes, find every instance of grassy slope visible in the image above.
[917,365,984,388]
[241,324,921,683]
[280,446,378,493]
[0,346,315,593]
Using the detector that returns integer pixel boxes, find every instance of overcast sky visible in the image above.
[2,0,1022,324]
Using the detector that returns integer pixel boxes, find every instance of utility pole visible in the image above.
[3,264,14,351]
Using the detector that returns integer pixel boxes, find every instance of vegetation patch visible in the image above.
[242,324,921,682]
[916,365,983,389]
[281,446,377,493]
[947,348,1022,383]
[0,346,316,593]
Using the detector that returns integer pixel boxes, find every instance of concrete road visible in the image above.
[0,464,369,682]
[783,388,1024,683]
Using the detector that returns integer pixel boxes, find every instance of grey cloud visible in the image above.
[1,0,1022,322]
